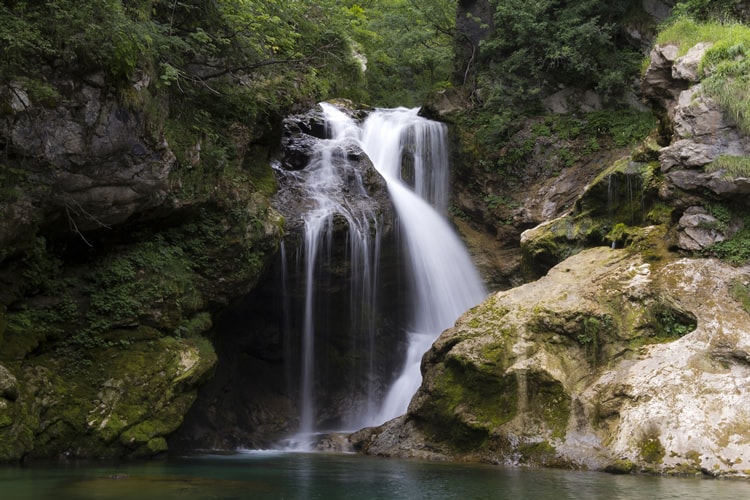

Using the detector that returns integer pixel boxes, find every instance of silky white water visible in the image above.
[288,104,486,445]
[292,119,383,444]
[355,107,487,425]
[320,104,486,427]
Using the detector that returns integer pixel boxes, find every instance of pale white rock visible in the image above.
[672,42,713,82]
[359,248,750,477]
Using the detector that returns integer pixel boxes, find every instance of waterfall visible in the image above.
[291,131,383,442]
[356,107,487,425]
[284,103,486,444]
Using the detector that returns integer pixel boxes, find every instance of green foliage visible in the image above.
[346,0,456,106]
[484,194,518,211]
[706,202,733,231]
[729,278,750,314]
[651,304,697,339]
[639,430,666,464]
[708,219,750,263]
[0,0,157,82]
[83,238,196,335]
[656,18,734,52]
[672,0,750,22]
[467,108,655,179]
[575,314,615,366]
[477,0,642,110]
[0,0,363,108]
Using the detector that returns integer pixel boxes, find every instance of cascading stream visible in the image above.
[356,107,487,425]
[287,103,486,446]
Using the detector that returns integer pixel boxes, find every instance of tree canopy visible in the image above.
[0,0,456,109]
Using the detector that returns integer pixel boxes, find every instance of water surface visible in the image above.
[2,452,749,499]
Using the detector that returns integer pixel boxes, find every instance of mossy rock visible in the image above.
[521,158,666,278]
[604,458,636,474]
[0,335,216,461]
[521,214,603,279]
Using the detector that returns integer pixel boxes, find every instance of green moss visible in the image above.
[626,224,673,264]
[174,312,213,338]
[516,440,558,465]
[638,432,666,464]
[244,156,278,197]
[526,372,570,439]
[605,458,636,474]
[0,402,13,429]
[646,203,674,225]
[729,278,750,314]
[521,214,601,278]
[0,329,217,461]
[120,419,173,447]
[606,223,632,248]
[419,358,519,451]
[145,437,168,454]
[530,309,617,367]
[580,160,658,229]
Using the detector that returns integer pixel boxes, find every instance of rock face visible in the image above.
[355,32,750,478]
[0,72,284,460]
[355,246,750,477]
[642,42,750,252]
[1,75,175,252]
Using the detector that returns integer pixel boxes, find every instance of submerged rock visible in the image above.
[357,246,750,477]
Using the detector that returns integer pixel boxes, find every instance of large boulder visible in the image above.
[355,246,750,477]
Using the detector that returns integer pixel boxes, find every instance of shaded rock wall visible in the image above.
[171,104,409,449]
[0,72,283,460]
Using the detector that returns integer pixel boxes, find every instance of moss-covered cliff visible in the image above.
[0,0,345,460]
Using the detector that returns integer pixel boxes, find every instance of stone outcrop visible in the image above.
[641,42,750,251]
[0,72,284,460]
[1,75,175,253]
[274,103,394,236]
[355,246,750,477]
[0,336,215,460]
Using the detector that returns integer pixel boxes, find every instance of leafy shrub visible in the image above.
[476,0,642,110]
[708,219,750,263]
[729,277,750,313]
[672,0,750,22]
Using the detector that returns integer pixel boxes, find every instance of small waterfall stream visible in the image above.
[284,103,486,446]
[357,107,487,425]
